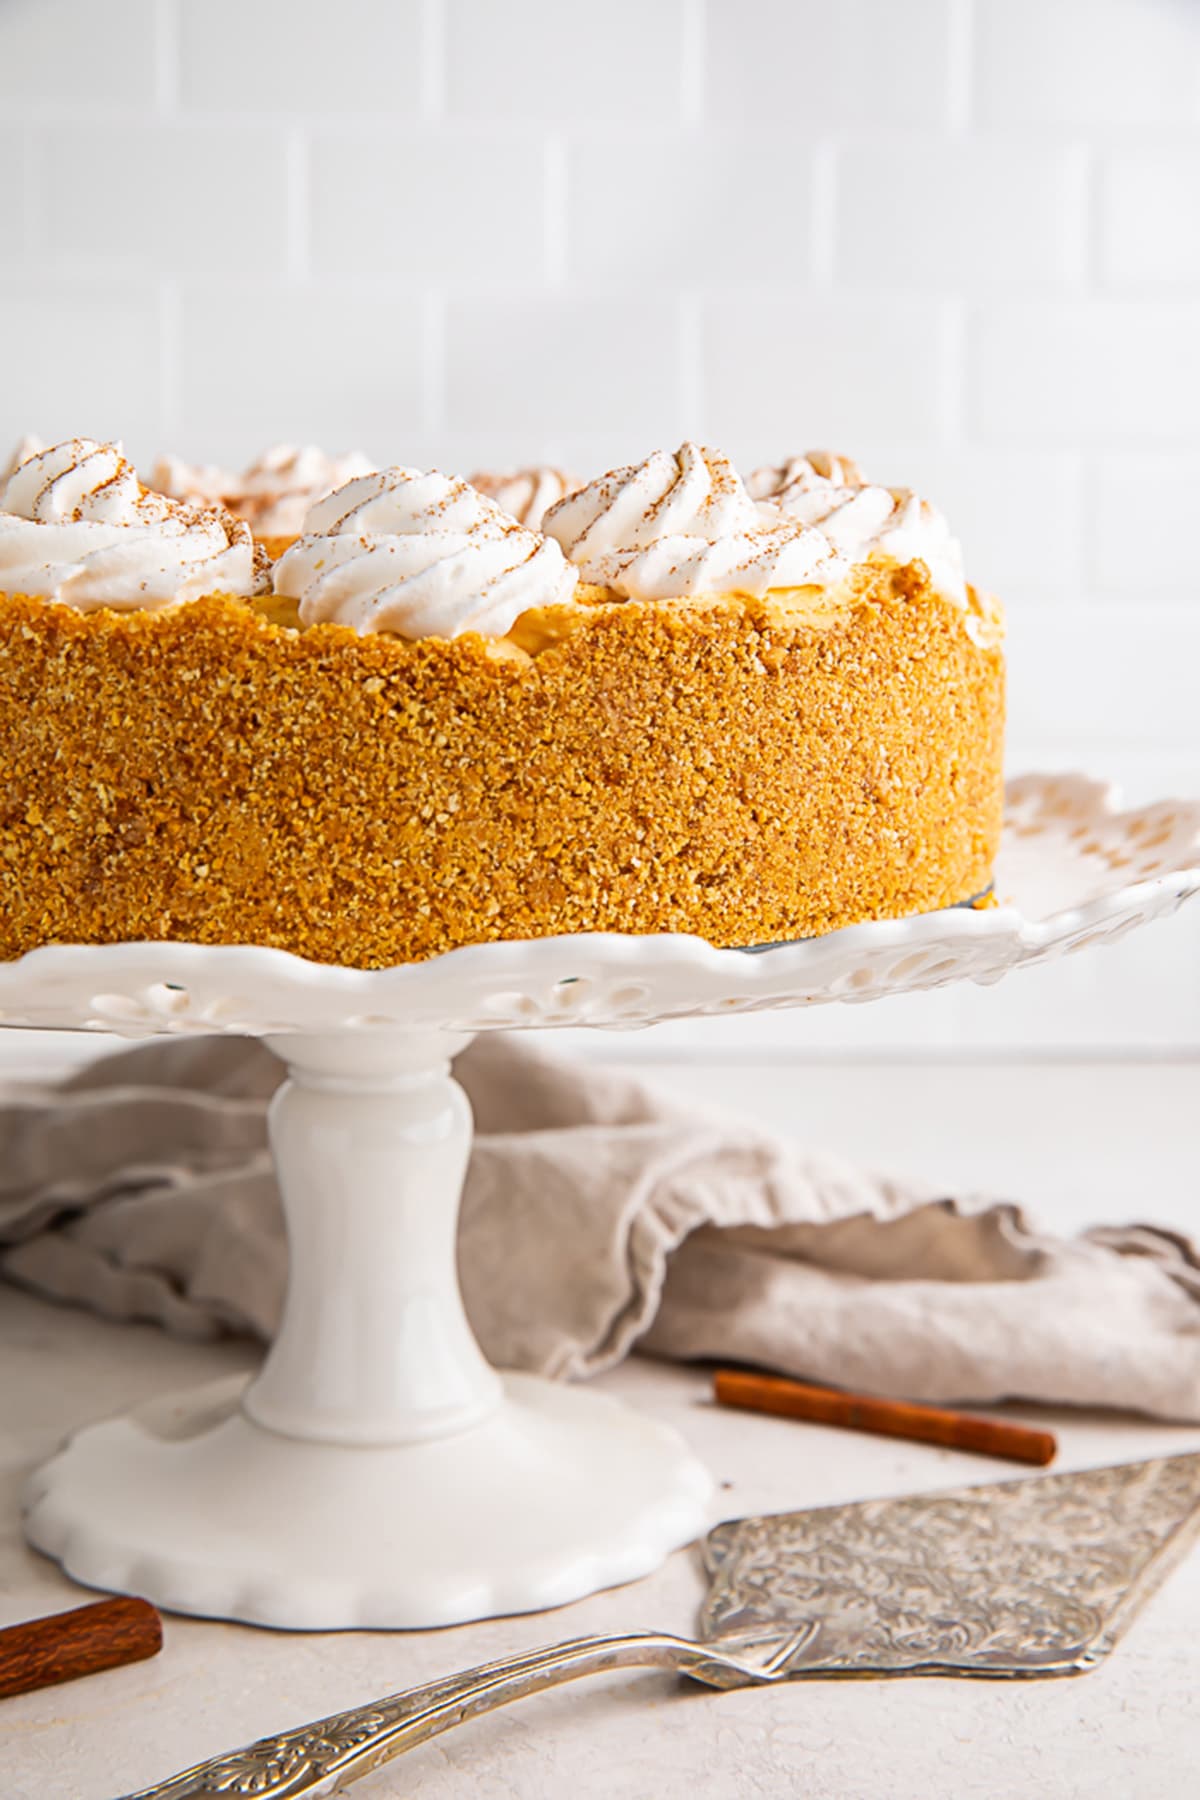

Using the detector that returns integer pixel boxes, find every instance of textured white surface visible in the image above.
[2,1049,1199,1798]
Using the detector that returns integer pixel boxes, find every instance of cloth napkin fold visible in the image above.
[2,1033,1200,1419]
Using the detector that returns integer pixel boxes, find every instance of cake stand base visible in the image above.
[24,1026,712,1629]
[24,1371,710,1630]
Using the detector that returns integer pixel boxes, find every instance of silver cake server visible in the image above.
[117,1450,1200,1799]
[700,1448,1200,1678]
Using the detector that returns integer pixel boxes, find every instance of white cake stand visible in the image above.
[14,773,1200,1630]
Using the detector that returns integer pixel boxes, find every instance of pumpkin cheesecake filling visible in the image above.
[0,438,1004,968]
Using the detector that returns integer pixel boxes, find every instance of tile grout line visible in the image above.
[153,0,180,116]
[679,0,706,126]
[810,137,838,286]
[946,0,974,132]
[421,0,446,121]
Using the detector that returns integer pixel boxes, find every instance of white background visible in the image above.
[1,0,1199,1054]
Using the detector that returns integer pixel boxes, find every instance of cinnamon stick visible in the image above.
[713,1369,1057,1466]
[0,1596,162,1700]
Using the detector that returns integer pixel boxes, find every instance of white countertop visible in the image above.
[3,1048,1200,1799]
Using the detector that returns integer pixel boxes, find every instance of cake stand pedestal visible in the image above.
[25,1030,708,1629]
[13,773,1200,1630]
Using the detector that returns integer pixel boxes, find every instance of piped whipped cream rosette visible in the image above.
[467,465,583,529]
[272,465,579,640]
[2,434,45,483]
[541,442,853,600]
[745,449,867,495]
[0,437,268,608]
[153,444,376,539]
[748,452,968,605]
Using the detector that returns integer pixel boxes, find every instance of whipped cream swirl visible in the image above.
[0,438,267,607]
[745,449,866,498]
[272,466,578,639]
[153,443,376,538]
[468,465,583,529]
[749,454,967,604]
[541,443,850,600]
[2,434,45,483]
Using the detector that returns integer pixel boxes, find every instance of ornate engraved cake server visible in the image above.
[700,1448,1200,1677]
[118,1625,815,1799]
[119,1450,1200,1799]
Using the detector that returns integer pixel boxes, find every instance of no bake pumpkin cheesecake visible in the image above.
[0,437,1004,968]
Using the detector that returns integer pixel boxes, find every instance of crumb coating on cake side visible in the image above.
[0,562,1003,966]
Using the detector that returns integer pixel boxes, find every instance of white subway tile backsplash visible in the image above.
[40,125,289,271]
[834,137,1088,290]
[974,0,1200,129]
[443,297,684,438]
[1005,608,1200,749]
[1092,454,1200,597]
[174,284,425,458]
[177,0,425,115]
[444,0,689,123]
[0,286,163,459]
[970,302,1200,446]
[565,133,814,288]
[0,0,158,107]
[309,131,547,283]
[704,0,955,128]
[1101,149,1200,287]
[702,297,952,446]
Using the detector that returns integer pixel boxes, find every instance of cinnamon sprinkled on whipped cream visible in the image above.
[745,449,866,496]
[542,443,847,600]
[2,434,45,483]
[153,444,375,538]
[540,441,974,607]
[0,438,268,608]
[749,453,968,605]
[272,465,578,639]
[468,466,583,529]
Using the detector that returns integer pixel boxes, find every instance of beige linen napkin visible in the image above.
[2,1034,1200,1418]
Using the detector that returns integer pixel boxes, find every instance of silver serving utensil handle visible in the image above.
[117,1625,815,1800]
